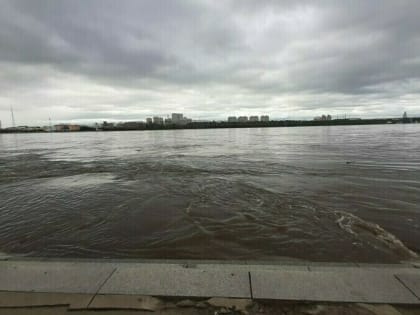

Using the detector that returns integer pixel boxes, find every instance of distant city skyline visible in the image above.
[1,1,420,127]
[0,110,417,129]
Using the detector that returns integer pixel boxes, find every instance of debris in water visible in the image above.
[335,211,418,259]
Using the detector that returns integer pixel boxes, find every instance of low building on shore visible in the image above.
[238,116,248,123]
[227,116,237,123]
[260,115,270,122]
[54,124,81,132]
[115,121,146,130]
[314,114,332,121]
[102,121,115,130]
[6,126,43,132]
[249,116,259,122]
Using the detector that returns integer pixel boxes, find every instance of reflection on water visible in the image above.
[0,125,419,262]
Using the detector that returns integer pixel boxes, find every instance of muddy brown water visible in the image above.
[1,124,419,262]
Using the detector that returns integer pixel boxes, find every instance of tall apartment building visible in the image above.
[153,116,164,124]
[171,113,184,124]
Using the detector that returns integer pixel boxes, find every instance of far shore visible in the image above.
[1,117,419,134]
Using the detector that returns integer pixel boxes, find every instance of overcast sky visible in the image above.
[1,0,420,126]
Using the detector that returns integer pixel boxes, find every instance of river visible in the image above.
[0,124,419,262]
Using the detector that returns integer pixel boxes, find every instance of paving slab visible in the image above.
[0,261,115,294]
[250,269,419,303]
[395,274,420,300]
[0,292,92,309]
[99,264,251,298]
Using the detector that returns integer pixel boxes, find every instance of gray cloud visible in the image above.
[1,0,420,126]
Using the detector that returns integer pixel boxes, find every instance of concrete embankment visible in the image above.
[0,257,420,314]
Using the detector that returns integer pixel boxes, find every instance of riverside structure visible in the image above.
[1,115,419,133]
[0,255,420,312]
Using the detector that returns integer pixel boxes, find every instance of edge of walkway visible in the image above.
[1,256,420,307]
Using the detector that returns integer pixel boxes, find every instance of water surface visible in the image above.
[1,124,419,262]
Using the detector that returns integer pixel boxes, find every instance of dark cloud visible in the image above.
[1,0,420,126]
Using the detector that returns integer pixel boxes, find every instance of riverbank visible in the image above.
[1,117,419,133]
[1,294,420,315]
[1,257,419,314]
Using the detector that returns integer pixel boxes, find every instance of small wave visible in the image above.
[40,173,116,189]
[335,211,418,259]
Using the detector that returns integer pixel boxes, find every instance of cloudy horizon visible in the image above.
[1,0,420,127]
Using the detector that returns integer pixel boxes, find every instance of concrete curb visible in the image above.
[0,259,419,305]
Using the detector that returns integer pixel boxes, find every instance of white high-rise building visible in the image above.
[171,113,192,125]
[171,113,183,124]
[153,116,164,124]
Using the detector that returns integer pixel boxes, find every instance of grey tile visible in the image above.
[0,261,114,294]
[251,269,419,304]
[395,273,420,300]
[99,264,251,298]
